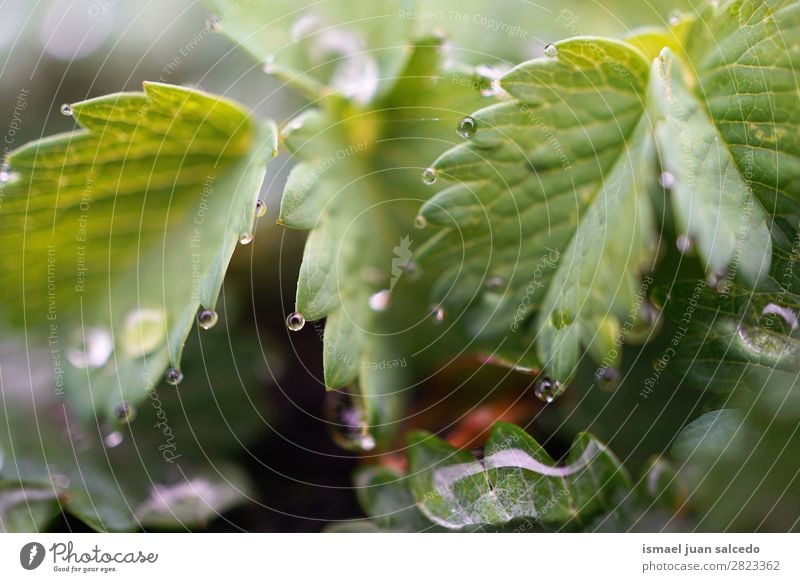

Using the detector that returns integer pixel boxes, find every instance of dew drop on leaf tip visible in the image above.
[239,232,253,245]
[164,367,184,386]
[675,234,693,254]
[197,308,219,330]
[286,311,306,331]
[421,167,437,185]
[65,327,113,369]
[368,289,391,312]
[324,389,376,453]
[457,116,477,139]
[658,170,675,190]
[414,214,427,229]
[207,15,222,33]
[60,104,73,116]
[544,44,558,58]
[533,376,562,403]
[104,431,124,449]
[114,401,137,424]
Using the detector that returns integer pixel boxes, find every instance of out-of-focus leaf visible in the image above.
[0,334,263,532]
[353,466,439,532]
[0,83,276,420]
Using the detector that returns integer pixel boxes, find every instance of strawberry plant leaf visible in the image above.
[274,37,491,443]
[0,83,277,420]
[407,422,630,529]
[0,331,264,531]
[421,37,658,381]
[422,0,800,383]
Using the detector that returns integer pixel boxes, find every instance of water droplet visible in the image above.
[402,260,419,276]
[533,376,562,403]
[238,232,253,245]
[323,389,376,453]
[114,401,136,424]
[421,167,437,185]
[207,15,221,32]
[50,470,70,488]
[60,103,73,116]
[255,199,267,218]
[484,276,505,290]
[197,308,219,330]
[736,301,800,360]
[431,305,445,325]
[658,170,675,190]
[706,268,728,292]
[66,327,113,369]
[164,367,184,386]
[676,234,693,254]
[368,289,391,312]
[121,308,166,358]
[457,116,477,139]
[104,431,124,448]
[414,215,427,229]
[761,303,799,333]
[668,10,682,25]
[544,43,558,58]
[262,55,276,74]
[0,170,11,183]
[286,312,306,331]
[594,367,620,391]
[628,300,663,343]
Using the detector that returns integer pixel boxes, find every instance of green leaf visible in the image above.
[671,409,745,461]
[0,82,277,420]
[422,0,800,381]
[269,37,490,444]
[657,275,800,391]
[407,422,630,529]
[422,37,657,381]
[353,466,440,532]
[0,332,262,532]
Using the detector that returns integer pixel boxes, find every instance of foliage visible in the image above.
[0,0,798,531]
